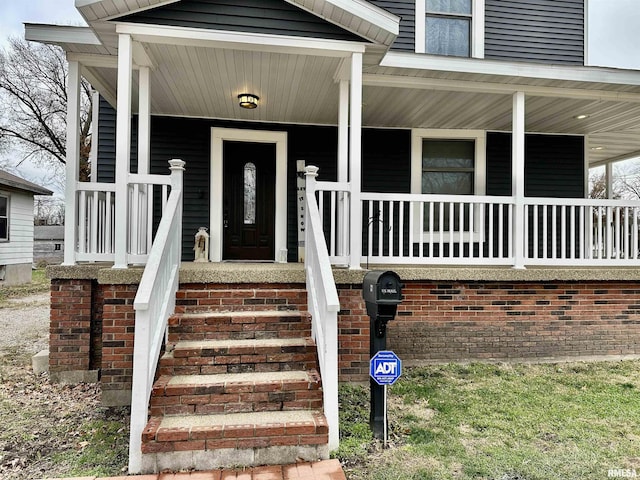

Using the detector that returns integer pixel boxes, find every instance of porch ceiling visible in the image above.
[83,41,640,167]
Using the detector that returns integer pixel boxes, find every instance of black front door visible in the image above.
[223,141,276,260]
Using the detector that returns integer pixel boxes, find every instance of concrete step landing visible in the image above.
[141,410,329,472]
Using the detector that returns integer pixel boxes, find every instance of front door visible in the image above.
[222,141,276,260]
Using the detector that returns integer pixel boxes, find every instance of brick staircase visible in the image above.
[139,285,329,472]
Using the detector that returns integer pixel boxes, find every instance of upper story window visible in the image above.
[416,0,484,58]
[0,195,8,241]
[426,0,471,57]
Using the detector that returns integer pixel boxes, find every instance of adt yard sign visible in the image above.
[370,350,402,386]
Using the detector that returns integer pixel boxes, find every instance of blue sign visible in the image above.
[370,350,402,386]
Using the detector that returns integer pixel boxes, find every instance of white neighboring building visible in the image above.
[0,170,53,285]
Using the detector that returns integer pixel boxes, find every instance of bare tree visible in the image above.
[0,37,92,180]
[589,170,611,199]
[34,196,65,225]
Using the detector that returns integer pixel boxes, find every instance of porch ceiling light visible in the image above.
[574,114,589,120]
[238,93,259,109]
[591,146,605,151]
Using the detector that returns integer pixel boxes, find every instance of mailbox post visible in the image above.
[363,270,403,440]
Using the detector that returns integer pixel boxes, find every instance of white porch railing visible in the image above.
[128,159,185,474]
[312,181,640,267]
[73,173,172,264]
[524,198,640,265]
[304,166,340,451]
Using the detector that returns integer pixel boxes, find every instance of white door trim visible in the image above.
[210,127,288,262]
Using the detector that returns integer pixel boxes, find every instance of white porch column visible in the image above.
[348,53,363,269]
[135,66,152,255]
[606,162,614,199]
[113,33,133,269]
[512,91,526,269]
[62,60,81,266]
[138,66,151,175]
[337,80,349,258]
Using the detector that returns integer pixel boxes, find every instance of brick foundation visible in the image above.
[49,279,94,382]
[337,281,640,382]
[100,283,138,404]
[50,276,640,395]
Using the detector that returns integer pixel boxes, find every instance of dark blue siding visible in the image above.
[485,0,584,65]
[117,0,363,42]
[368,0,415,52]
[486,132,585,197]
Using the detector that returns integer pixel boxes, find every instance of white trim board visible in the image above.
[210,128,288,263]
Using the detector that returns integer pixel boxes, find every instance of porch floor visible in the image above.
[48,262,640,285]
[43,459,346,479]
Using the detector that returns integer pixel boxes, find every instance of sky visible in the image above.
[0,0,639,194]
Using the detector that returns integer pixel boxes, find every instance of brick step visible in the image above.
[167,310,311,342]
[158,338,319,376]
[150,370,323,416]
[141,410,329,454]
[175,287,307,314]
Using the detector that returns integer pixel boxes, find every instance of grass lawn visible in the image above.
[337,361,640,480]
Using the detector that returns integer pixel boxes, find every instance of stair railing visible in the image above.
[304,165,341,450]
[128,159,185,474]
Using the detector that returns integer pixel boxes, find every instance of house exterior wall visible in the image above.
[117,0,363,42]
[348,0,587,65]
[34,240,64,265]
[95,103,585,263]
[338,280,640,382]
[0,190,34,285]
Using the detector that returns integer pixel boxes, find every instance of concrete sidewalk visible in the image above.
[44,459,346,480]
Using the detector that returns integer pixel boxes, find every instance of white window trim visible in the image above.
[411,129,486,242]
[210,128,288,263]
[415,0,484,58]
[0,194,9,242]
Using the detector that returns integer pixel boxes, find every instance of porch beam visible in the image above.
[67,52,121,69]
[381,51,640,87]
[62,60,81,266]
[349,52,363,269]
[362,74,640,103]
[512,91,526,269]
[115,23,366,58]
[114,33,133,269]
[589,149,640,168]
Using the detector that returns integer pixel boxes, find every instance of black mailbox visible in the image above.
[363,270,403,441]
[363,270,403,322]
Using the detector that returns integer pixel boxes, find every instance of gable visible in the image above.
[116,0,367,42]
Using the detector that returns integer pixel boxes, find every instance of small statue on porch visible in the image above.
[193,227,209,262]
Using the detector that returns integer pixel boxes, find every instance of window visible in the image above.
[0,195,8,241]
[416,0,484,58]
[426,0,471,57]
[411,129,486,238]
[422,139,474,229]
[243,162,256,225]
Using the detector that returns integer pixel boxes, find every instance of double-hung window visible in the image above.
[0,195,8,241]
[426,0,472,57]
[411,130,486,239]
[416,0,484,58]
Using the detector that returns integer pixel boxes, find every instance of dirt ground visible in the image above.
[0,292,129,479]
